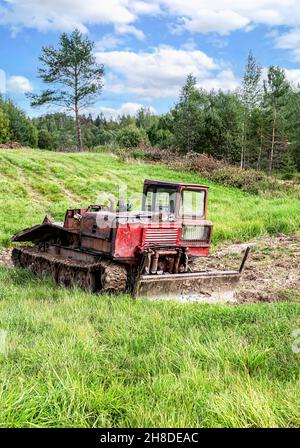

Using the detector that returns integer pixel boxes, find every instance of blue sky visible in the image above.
[1,0,300,118]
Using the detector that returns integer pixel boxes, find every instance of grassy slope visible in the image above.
[0,148,299,246]
[0,148,299,428]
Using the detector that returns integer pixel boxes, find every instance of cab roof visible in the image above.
[144,179,209,189]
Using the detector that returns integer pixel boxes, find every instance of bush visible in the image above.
[116,124,147,149]
[38,128,52,149]
[115,144,300,198]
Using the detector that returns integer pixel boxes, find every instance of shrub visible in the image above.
[116,144,300,198]
[38,128,52,149]
[116,124,147,148]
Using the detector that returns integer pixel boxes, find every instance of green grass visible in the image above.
[0,268,299,428]
[0,148,299,427]
[0,148,299,247]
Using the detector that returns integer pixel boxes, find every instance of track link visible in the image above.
[12,246,128,294]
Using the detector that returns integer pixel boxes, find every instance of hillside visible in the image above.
[0,148,299,247]
[0,148,299,428]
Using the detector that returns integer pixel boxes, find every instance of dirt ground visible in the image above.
[195,234,300,303]
[0,249,13,268]
[0,235,299,304]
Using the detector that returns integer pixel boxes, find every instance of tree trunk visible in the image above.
[75,104,83,152]
[243,131,247,168]
[240,111,247,169]
[74,67,83,152]
[269,107,276,173]
[257,130,263,170]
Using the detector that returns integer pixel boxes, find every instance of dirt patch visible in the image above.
[0,249,13,268]
[1,235,299,304]
[195,235,300,304]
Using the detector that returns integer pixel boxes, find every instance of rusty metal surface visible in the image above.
[137,271,241,302]
[12,246,128,294]
[12,223,69,243]
[134,247,250,302]
[143,179,209,189]
[11,179,250,300]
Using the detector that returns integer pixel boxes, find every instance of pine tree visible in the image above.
[172,74,206,152]
[28,29,104,151]
[263,66,290,173]
[240,50,262,168]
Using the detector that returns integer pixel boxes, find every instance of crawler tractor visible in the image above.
[12,179,249,300]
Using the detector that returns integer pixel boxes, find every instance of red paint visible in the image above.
[14,179,213,270]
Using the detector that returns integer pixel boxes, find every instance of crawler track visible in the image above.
[12,246,128,294]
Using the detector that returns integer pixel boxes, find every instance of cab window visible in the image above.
[181,189,205,218]
[144,188,177,213]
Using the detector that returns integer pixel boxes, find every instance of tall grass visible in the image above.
[0,267,299,427]
[0,148,299,247]
[0,148,299,428]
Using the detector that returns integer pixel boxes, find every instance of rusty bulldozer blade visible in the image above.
[135,247,250,302]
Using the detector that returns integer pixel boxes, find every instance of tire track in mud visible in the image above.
[195,235,300,303]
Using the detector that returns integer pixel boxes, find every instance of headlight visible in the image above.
[181,225,210,241]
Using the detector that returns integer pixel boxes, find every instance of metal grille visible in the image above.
[144,228,178,246]
[181,225,210,241]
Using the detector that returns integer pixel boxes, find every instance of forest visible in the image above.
[0,51,299,179]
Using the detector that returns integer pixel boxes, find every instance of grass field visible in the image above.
[0,148,299,428]
[0,268,299,428]
[0,148,299,247]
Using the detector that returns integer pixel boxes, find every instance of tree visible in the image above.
[283,89,300,171]
[203,91,243,162]
[38,128,52,149]
[240,50,262,168]
[136,107,157,130]
[0,106,10,143]
[263,66,290,173]
[116,124,147,148]
[3,100,38,147]
[172,74,207,152]
[29,29,104,151]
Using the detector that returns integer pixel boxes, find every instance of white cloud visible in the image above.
[130,1,161,15]
[206,35,228,48]
[89,102,156,119]
[180,39,197,51]
[115,24,145,40]
[157,0,300,34]
[275,28,300,61]
[95,35,124,51]
[0,0,136,33]
[3,0,300,36]
[96,46,239,99]
[6,75,33,93]
[181,9,249,35]
[284,68,300,87]
[197,69,239,91]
